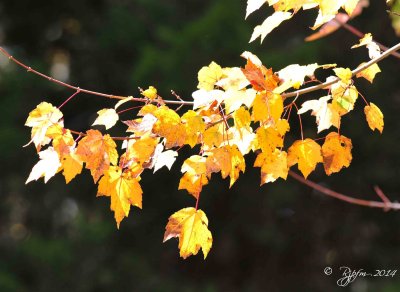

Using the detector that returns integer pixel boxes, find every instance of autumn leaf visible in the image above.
[251,92,283,123]
[321,132,352,175]
[250,11,293,43]
[331,81,358,114]
[179,155,208,198]
[288,139,323,178]
[364,102,384,133]
[26,147,61,184]
[356,63,381,83]
[205,145,245,187]
[197,62,223,91]
[76,129,118,183]
[151,106,186,148]
[142,86,158,100]
[25,102,63,149]
[163,207,212,259]
[333,67,352,83]
[298,95,340,133]
[61,151,83,183]
[181,110,206,148]
[241,60,279,91]
[97,166,142,228]
[92,108,119,130]
[255,119,289,153]
[150,144,178,173]
[274,63,320,93]
[254,149,288,185]
[123,113,158,135]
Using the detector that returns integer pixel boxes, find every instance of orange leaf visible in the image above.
[163,207,212,259]
[76,129,118,183]
[321,133,352,175]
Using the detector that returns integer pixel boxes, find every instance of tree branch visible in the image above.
[282,42,400,99]
[0,46,195,106]
[288,170,400,211]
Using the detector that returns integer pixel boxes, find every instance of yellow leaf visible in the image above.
[364,102,384,133]
[356,63,381,83]
[142,86,158,100]
[61,151,83,183]
[254,149,288,184]
[97,166,142,228]
[250,11,293,43]
[274,63,319,93]
[26,147,61,184]
[331,82,358,114]
[233,106,251,136]
[321,132,352,175]
[25,102,63,149]
[92,108,119,130]
[205,145,245,187]
[298,95,340,133]
[151,144,178,173]
[181,110,206,148]
[163,207,213,259]
[152,106,186,148]
[179,155,208,198]
[333,67,352,83]
[197,62,223,91]
[255,119,289,153]
[203,124,224,149]
[76,129,118,183]
[288,139,322,178]
[251,92,283,123]
[122,135,158,166]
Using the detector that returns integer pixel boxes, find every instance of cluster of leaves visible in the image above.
[23,0,387,259]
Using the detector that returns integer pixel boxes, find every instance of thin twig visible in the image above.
[282,42,400,99]
[289,170,400,210]
[0,46,194,105]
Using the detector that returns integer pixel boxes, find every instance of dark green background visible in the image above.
[0,1,399,291]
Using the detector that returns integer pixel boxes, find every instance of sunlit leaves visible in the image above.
[26,147,61,184]
[98,166,142,228]
[76,129,118,183]
[322,133,352,175]
[197,62,223,90]
[92,108,119,130]
[364,103,384,133]
[164,207,212,259]
[288,139,323,178]
[25,102,63,149]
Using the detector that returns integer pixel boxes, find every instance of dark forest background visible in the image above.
[0,1,399,291]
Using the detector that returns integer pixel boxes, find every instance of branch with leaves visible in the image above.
[1,0,399,259]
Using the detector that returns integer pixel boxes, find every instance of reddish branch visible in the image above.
[289,171,400,211]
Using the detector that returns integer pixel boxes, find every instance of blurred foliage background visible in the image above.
[0,0,399,291]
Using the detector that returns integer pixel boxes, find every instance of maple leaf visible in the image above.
[205,145,245,187]
[321,132,352,175]
[163,207,213,259]
[356,63,381,83]
[203,123,224,150]
[246,0,267,19]
[223,89,256,113]
[76,129,118,183]
[192,89,225,110]
[121,135,158,166]
[241,60,279,91]
[298,95,340,133]
[26,147,61,184]
[288,139,323,178]
[179,155,209,198]
[197,62,223,91]
[151,106,186,148]
[123,113,158,135]
[254,148,288,185]
[274,63,320,93]
[25,102,63,149]
[233,106,251,136]
[97,166,142,228]
[334,67,353,83]
[92,108,119,130]
[61,150,83,183]
[181,110,206,148]
[255,119,289,153]
[330,81,358,114]
[351,33,381,59]
[142,86,158,100]
[250,11,293,43]
[216,67,250,91]
[149,143,178,173]
[252,92,283,123]
[364,102,384,133]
